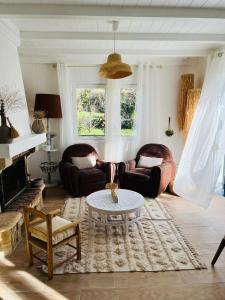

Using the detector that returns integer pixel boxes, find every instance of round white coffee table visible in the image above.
[86,189,144,234]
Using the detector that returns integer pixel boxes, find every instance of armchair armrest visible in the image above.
[97,160,116,183]
[118,159,136,177]
[152,161,176,197]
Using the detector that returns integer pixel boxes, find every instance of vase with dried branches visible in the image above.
[0,86,25,143]
[0,100,12,143]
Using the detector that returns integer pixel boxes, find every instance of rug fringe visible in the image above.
[171,221,207,269]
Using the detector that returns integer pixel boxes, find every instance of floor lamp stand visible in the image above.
[40,118,59,187]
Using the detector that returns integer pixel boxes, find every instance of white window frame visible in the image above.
[74,84,106,141]
[74,83,137,141]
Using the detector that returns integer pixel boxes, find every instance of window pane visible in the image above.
[76,88,105,136]
[120,87,136,136]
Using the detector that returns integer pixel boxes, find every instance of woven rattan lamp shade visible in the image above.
[99,53,132,79]
[34,94,62,118]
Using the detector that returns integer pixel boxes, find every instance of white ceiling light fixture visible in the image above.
[99,21,132,79]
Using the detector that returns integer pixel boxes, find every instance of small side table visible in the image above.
[40,148,59,187]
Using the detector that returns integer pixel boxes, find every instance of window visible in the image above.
[76,87,105,136]
[120,87,136,136]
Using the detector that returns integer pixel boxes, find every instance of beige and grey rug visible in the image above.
[43,197,206,274]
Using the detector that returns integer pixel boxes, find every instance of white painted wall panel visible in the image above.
[21,63,60,179]
[0,23,30,136]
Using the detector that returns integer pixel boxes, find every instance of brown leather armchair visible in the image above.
[59,143,115,197]
[118,144,176,198]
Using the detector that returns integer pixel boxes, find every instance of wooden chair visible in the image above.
[23,207,83,280]
[212,236,225,266]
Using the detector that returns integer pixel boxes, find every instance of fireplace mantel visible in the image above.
[0,133,46,159]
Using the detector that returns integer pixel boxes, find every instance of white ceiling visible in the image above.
[9,18,225,34]
[1,0,225,8]
[1,1,225,62]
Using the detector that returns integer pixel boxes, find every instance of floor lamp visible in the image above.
[34,94,62,186]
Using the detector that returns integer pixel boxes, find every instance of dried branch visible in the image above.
[0,85,26,115]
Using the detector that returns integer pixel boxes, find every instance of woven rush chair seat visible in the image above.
[30,216,77,245]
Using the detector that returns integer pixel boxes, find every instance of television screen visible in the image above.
[0,157,27,210]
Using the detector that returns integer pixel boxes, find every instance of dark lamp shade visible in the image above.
[34,94,62,118]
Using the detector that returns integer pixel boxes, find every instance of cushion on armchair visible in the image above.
[71,155,96,169]
[137,156,163,168]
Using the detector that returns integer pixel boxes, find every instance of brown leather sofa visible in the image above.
[118,143,176,198]
[59,143,115,197]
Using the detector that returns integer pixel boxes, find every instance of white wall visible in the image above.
[0,21,30,136]
[21,63,59,179]
[155,57,206,163]
[21,57,206,178]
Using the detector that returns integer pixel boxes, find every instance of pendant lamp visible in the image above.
[99,21,132,79]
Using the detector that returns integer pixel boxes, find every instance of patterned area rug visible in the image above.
[43,197,206,274]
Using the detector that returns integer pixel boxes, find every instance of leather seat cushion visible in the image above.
[124,168,151,182]
[79,167,106,184]
[129,168,152,176]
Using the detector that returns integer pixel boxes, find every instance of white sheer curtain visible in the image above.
[104,79,122,162]
[57,63,75,152]
[131,63,158,156]
[174,50,225,208]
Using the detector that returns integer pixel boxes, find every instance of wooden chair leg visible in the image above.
[212,238,225,266]
[76,225,81,261]
[24,211,33,266]
[47,246,53,280]
[27,242,33,266]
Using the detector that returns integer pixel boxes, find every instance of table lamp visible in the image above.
[34,93,62,146]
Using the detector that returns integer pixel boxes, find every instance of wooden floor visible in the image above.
[1,188,225,300]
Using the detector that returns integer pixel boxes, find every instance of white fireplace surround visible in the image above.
[0,133,46,158]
